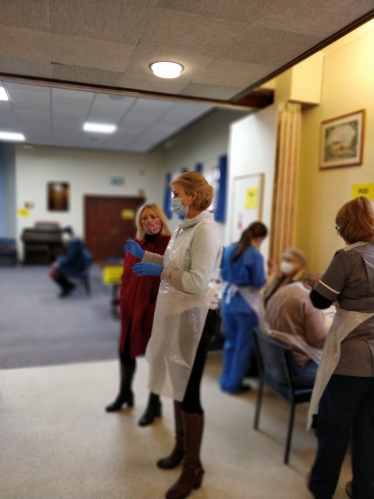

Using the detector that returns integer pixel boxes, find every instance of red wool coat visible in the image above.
[119,234,170,358]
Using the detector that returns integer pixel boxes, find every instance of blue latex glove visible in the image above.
[125,238,145,260]
[132,262,163,277]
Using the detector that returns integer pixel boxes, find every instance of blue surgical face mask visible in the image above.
[171,195,189,217]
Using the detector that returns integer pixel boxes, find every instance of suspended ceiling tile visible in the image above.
[51,88,93,108]
[5,81,50,95]
[51,63,123,87]
[87,94,135,122]
[179,82,242,101]
[157,0,265,24]
[115,72,187,95]
[252,0,374,38]
[0,25,50,62]
[0,0,49,31]
[0,54,52,77]
[139,8,247,58]
[49,0,155,45]
[13,110,51,122]
[50,34,136,73]
[52,104,89,118]
[192,59,277,88]
[223,26,322,67]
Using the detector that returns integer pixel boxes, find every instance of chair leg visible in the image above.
[284,402,296,465]
[253,375,264,430]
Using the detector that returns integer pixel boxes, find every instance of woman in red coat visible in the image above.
[105,203,171,426]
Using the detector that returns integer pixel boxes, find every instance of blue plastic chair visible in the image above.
[61,249,93,296]
[0,238,17,266]
[252,328,313,464]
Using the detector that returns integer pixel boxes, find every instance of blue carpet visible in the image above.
[0,265,120,369]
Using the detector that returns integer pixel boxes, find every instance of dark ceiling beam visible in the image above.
[0,72,258,110]
[232,8,374,104]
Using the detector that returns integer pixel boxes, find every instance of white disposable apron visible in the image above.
[145,218,216,402]
[307,305,374,428]
[226,284,266,331]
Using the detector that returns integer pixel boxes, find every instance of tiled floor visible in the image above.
[0,351,351,499]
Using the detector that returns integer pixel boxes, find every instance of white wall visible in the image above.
[226,104,278,257]
[15,145,165,256]
[162,108,250,234]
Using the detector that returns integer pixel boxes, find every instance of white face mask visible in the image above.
[280,261,295,276]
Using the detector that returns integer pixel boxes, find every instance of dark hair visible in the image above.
[336,196,374,244]
[232,222,268,262]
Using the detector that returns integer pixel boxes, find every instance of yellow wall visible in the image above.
[295,21,374,273]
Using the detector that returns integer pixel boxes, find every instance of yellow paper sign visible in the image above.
[17,208,30,217]
[103,266,123,285]
[351,183,374,201]
[245,188,258,209]
[121,209,135,220]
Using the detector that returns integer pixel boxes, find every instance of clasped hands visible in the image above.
[125,238,163,277]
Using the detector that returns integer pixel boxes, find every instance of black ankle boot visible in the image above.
[138,392,162,426]
[105,362,136,412]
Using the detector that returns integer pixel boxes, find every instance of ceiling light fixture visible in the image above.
[0,132,25,141]
[83,122,117,133]
[150,61,184,79]
[0,87,9,101]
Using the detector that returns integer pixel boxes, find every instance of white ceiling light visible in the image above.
[0,132,25,141]
[83,122,117,133]
[150,61,184,79]
[0,87,9,101]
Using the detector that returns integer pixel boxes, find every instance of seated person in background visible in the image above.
[49,227,86,298]
[265,272,329,387]
[263,247,307,306]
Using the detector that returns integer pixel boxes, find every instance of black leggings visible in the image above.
[119,328,136,368]
[181,309,218,414]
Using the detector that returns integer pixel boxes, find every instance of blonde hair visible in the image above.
[336,196,374,244]
[136,203,172,240]
[171,171,214,211]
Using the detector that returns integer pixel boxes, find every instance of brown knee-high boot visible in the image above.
[157,401,184,469]
[165,412,204,499]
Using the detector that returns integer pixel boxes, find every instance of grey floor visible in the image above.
[0,266,351,499]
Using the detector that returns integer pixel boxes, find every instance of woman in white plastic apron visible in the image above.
[219,222,272,394]
[307,196,374,499]
[126,171,222,499]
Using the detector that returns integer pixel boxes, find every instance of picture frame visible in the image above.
[319,109,365,170]
[47,182,70,211]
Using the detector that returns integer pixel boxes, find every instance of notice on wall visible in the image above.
[245,188,258,208]
[17,208,30,217]
[351,183,374,201]
[121,209,135,220]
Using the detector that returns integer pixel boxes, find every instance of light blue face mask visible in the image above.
[171,196,189,217]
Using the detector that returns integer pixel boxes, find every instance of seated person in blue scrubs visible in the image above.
[49,227,86,298]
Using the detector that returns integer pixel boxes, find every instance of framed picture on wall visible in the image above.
[319,109,365,170]
[47,182,70,211]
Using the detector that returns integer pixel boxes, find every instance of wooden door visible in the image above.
[84,195,145,262]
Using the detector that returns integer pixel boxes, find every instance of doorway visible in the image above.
[84,195,145,262]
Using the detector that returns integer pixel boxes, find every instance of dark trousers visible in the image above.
[181,309,218,414]
[310,374,374,499]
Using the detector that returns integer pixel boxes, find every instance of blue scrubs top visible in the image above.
[221,243,266,314]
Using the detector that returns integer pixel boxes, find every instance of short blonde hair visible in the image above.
[171,171,214,211]
[336,196,374,244]
[136,203,172,240]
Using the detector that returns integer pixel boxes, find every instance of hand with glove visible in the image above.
[125,238,145,260]
[132,262,164,277]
